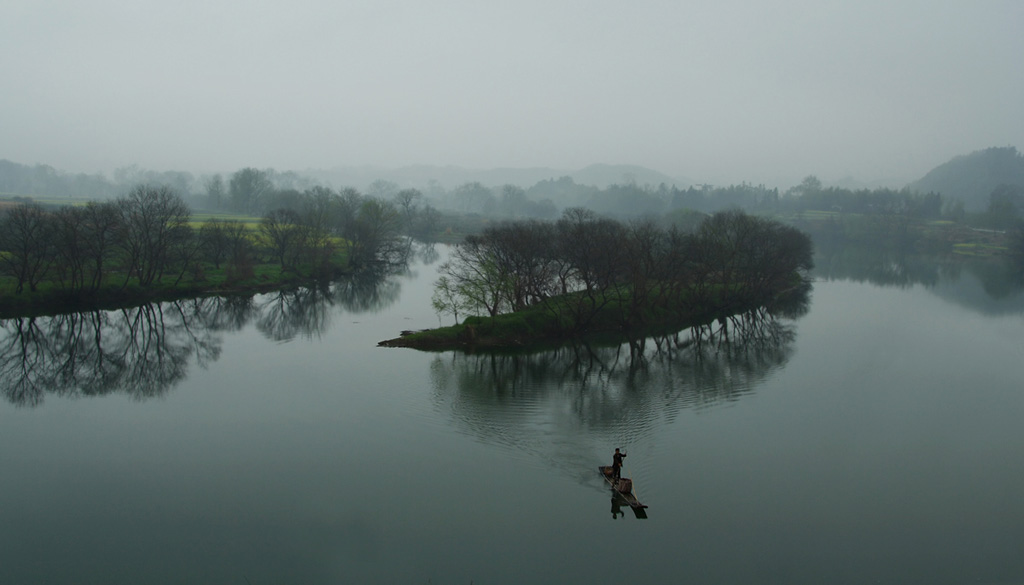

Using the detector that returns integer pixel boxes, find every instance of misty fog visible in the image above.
[2,1,1022,189]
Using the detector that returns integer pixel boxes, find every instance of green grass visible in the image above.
[190,211,263,223]
[952,242,1007,257]
[23,196,89,207]
[188,212,264,231]
[794,210,845,220]
[0,253,350,318]
[381,281,766,353]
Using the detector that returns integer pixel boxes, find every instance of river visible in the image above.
[2,244,1023,584]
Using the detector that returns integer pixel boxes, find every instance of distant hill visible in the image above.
[0,157,693,201]
[907,146,1024,211]
[303,163,691,192]
[571,164,691,189]
[0,158,118,200]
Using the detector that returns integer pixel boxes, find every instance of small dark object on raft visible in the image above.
[599,465,648,511]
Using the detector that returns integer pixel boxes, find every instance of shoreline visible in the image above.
[0,273,339,319]
[378,286,805,353]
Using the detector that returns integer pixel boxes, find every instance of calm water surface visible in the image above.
[2,246,1024,584]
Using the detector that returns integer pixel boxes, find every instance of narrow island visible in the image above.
[380,209,813,351]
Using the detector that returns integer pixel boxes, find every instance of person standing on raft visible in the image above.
[611,448,626,480]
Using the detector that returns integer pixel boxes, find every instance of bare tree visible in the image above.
[394,188,423,233]
[229,167,273,214]
[481,221,558,311]
[260,208,307,270]
[79,201,121,292]
[431,274,469,326]
[436,237,507,318]
[0,203,54,293]
[51,205,89,292]
[51,203,124,294]
[347,198,403,268]
[116,185,193,287]
[695,210,812,303]
[367,179,399,200]
[197,217,255,279]
[199,219,232,269]
[554,208,628,328]
[204,174,226,210]
[301,186,338,275]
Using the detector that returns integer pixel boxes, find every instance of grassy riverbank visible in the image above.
[379,282,805,352]
[0,254,347,318]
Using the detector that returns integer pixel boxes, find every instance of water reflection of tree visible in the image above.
[332,269,402,314]
[814,243,945,288]
[429,294,806,451]
[0,302,219,407]
[815,241,1024,314]
[185,295,258,334]
[330,240,424,314]
[256,285,336,342]
[0,261,410,407]
[414,242,441,266]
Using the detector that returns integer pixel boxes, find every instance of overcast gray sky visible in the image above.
[2,0,1022,188]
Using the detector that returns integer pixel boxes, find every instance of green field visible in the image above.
[0,203,353,317]
[188,211,264,230]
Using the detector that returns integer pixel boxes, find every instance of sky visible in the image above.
[2,0,1022,188]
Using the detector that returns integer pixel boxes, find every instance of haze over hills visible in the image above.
[3,2,1021,203]
[303,163,692,192]
[906,146,1024,211]
[2,146,1023,213]
[0,158,692,199]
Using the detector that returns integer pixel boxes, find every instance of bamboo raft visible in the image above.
[599,465,648,517]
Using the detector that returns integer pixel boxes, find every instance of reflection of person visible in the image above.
[611,448,626,480]
[611,498,624,519]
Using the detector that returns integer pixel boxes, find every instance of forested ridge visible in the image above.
[907,146,1024,211]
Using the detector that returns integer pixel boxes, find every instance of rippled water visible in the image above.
[2,246,1024,584]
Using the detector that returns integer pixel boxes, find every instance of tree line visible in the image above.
[204,167,441,240]
[8,158,1019,273]
[0,184,413,299]
[0,158,964,223]
[432,208,813,333]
